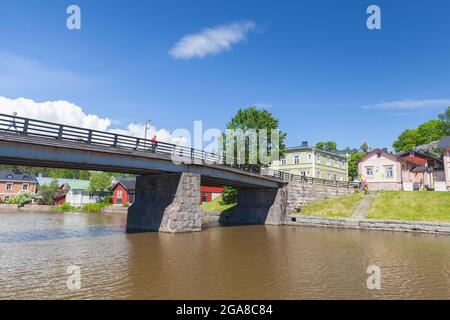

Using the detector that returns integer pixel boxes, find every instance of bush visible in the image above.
[7,191,37,207]
[221,187,237,204]
[102,195,113,204]
[57,203,77,212]
[83,202,109,213]
[37,179,60,205]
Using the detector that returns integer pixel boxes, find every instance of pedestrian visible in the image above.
[5,111,18,133]
[151,135,157,152]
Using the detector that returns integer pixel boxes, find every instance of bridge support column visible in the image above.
[220,187,287,225]
[126,172,202,233]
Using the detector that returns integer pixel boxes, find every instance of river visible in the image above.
[0,211,449,299]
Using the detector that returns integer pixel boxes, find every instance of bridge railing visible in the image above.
[260,167,359,189]
[0,113,357,186]
[0,113,273,177]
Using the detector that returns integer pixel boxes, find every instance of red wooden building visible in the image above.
[200,186,224,204]
[111,177,136,205]
[111,177,223,205]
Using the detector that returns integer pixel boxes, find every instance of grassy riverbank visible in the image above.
[201,196,236,213]
[297,191,450,223]
[367,191,450,222]
[299,193,363,218]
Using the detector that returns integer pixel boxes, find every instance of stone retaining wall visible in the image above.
[0,204,55,212]
[286,215,450,235]
[287,180,355,213]
[101,205,128,214]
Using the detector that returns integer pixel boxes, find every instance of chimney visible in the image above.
[302,141,308,147]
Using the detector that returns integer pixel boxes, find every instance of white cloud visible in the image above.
[0,96,187,145]
[363,98,450,110]
[169,20,256,60]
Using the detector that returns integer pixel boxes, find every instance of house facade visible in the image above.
[269,141,349,181]
[358,149,414,191]
[358,148,446,191]
[112,177,136,205]
[438,136,450,191]
[0,171,37,202]
[200,186,224,204]
[37,177,104,205]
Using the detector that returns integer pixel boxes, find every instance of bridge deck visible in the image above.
[0,132,286,189]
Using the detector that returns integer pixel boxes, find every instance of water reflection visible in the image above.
[0,212,449,299]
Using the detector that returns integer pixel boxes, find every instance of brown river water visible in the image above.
[0,211,450,299]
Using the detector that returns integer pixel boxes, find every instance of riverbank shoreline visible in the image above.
[2,204,450,235]
[286,215,450,235]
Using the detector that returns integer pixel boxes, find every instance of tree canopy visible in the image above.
[223,106,286,168]
[88,172,112,193]
[393,119,446,153]
[315,141,337,152]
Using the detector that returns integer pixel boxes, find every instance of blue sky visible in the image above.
[1,0,450,150]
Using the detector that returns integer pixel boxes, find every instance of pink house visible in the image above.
[358,149,414,191]
[358,148,446,191]
[438,136,450,191]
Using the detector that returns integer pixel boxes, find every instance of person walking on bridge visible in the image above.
[5,112,18,133]
[151,135,157,152]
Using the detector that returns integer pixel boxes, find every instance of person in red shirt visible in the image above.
[151,135,157,152]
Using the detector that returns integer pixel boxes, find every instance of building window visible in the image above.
[385,166,394,179]
[6,174,13,180]
[366,167,374,178]
[327,156,330,165]
[327,172,330,179]
[300,171,306,176]
[281,157,286,165]
[22,184,29,191]
[294,154,300,164]
[4,196,10,202]
[316,154,320,162]
[117,190,123,199]
[202,193,208,203]
[308,153,312,161]
[333,174,337,181]
[6,183,13,191]
[316,170,321,178]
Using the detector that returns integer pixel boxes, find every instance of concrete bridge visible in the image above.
[0,113,356,233]
[0,113,294,233]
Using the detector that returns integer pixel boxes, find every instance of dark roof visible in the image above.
[438,136,450,149]
[0,171,37,182]
[411,166,433,173]
[113,177,136,191]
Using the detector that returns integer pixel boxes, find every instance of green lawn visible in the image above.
[298,193,363,218]
[201,196,236,213]
[367,191,450,222]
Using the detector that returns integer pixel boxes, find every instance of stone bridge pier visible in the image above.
[126,172,202,233]
[219,187,288,226]
[126,172,288,233]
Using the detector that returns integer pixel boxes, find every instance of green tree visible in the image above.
[224,106,286,169]
[393,120,446,153]
[37,179,60,205]
[438,106,450,135]
[221,187,237,204]
[315,141,337,152]
[348,153,365,181]
[88,172,112,193]
[359,142,369,153]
